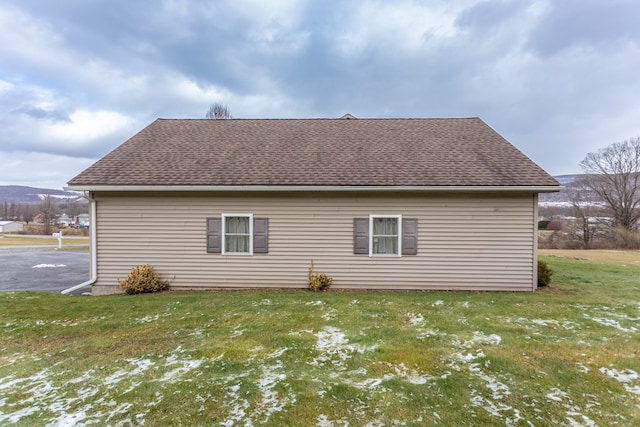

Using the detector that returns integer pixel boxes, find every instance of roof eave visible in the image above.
[65,184,562,193]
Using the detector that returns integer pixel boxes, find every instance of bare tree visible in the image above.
[568,187,598,249]
[22,204,34,225]
[40,194,57,235]
[579,137,640,230]
[205,103,232,119]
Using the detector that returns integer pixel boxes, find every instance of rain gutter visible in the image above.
[65,185,562,193]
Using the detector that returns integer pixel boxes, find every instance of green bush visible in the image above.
[307,260,333,292]
[118,264,170,295]
[537,220,550,230]
[537,260,553,287]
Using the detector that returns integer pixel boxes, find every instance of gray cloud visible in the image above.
[13,105,71,123]
[527,0,640,55]
[1,0,640,190]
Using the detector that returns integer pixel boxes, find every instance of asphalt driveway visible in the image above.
[0,248,90,295]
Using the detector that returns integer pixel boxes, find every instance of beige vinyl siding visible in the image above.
[92,192,537,294]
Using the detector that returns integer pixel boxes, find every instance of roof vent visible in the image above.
[340,113,357,119]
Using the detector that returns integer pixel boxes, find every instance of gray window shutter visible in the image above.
[206,217,221,253]
[253,217,269,254]
[402,218,418,255]
[353,218,369,254]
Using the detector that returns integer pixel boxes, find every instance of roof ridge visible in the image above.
[155,117,482,121]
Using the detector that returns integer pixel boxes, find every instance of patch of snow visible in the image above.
[159,350,203,383]
[470,394,522,426]
[456,350,486,362]
[267,347,288,359]
[347,377,385,390]
[317,414,349,427]
[310,326,377,369]
[546,387,569,402]
[0,349,215,425]
[230,325,244,338]
[137,314,160,323]
[321,307,337,321]
[452,331,501,349]
[221,382,250,426]
[306,300,324,306]
[450,345,520,425]
[475,370,510,400]
[566,413,597,427]
[584,314,638,333]
[188,328,204,337]
[388,362,448,385]
[545,387,598,426]
[32,264,66,268]
[432,300,444,307]
[470,331,502,345]
[510,317,577,331]
[257,361,290,422]
[417,328,442,340]
[531,318,559,327]
[576,364,590,373]
[317,414,332,426]
[600,367,640,395]
[407,312,425,326]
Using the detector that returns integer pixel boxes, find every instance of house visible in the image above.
[75,213,90,228]
[66,117,561,295]
[0,220,24,233]
[56,213,71,228]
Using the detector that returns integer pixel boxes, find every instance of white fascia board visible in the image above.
[65,185,563,193]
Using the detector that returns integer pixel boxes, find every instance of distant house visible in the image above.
[67,117,560,295]
[57,213,71,228]
[0,221,24,233]
[76,213,90,228]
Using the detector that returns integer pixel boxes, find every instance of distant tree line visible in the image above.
[540,137,640,249]
[0,195,88,234]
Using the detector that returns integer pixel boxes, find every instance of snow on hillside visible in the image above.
[0,185,83,203]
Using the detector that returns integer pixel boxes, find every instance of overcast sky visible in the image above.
[1,0,639,190]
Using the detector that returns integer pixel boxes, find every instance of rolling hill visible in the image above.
[0,185,83,204]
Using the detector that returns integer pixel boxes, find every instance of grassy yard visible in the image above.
[1,251,639,426]
[0,235,89,247]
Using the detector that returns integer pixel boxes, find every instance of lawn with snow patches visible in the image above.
[1,251,639,425]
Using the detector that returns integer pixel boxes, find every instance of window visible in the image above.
[207,216,268,255]
[370,215,401,256]
[223,214,253,255]
[353,216,417,256]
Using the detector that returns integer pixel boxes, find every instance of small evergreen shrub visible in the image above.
[307,260,333,292]
[537,260,553,287]
[118,264,170,295]
[537,220,550,230]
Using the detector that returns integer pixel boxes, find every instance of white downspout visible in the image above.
[61,191,97,295]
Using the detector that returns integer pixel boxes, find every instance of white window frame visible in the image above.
[369,214,402,257]
[222,213,253,255]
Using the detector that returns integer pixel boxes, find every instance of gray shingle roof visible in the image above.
[67,117,559,188]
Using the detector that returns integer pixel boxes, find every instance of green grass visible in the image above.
[0,235,89,246]
[1,252,639,426]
